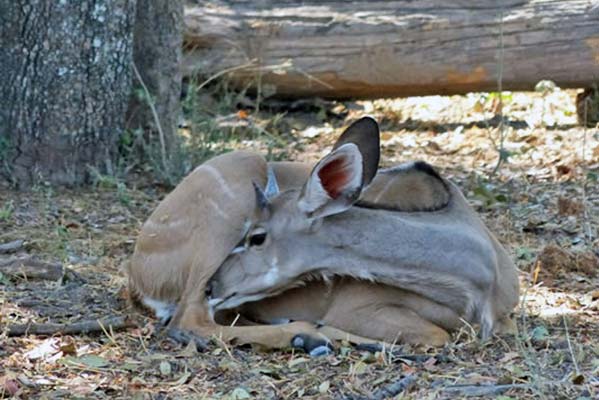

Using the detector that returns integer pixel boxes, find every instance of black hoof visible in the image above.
[167,328,208,352]
[291,334,334,357]
[354,343,384,353]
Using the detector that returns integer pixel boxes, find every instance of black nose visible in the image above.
[205,282,213,298]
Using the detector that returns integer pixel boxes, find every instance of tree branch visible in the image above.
[6,316,135,337]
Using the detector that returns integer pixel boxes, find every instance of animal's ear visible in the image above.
[332,116,380,187]
[298,142,364,218]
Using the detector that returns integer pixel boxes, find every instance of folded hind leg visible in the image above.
[323,304,451,346]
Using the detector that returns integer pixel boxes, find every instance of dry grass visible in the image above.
[1,89,598,399]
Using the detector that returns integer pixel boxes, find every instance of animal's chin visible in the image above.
[212,284,294,310]
[214,292,269,310]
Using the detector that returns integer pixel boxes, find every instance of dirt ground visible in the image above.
[1,88,598,399]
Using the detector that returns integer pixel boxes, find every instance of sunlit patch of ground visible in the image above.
[1,89,597,399]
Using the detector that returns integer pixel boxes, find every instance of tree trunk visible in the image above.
[127,0,184,181]
[0,1,135,187]
[183,0,599,99]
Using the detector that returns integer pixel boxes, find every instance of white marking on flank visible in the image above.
[206,198,231,220]
[196,165,235,199]
[374,174,400,202]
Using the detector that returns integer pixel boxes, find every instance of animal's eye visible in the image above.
[248,228,267,247]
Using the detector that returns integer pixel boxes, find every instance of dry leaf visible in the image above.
[59,340,77,356]
[557,196,584,216]
[401,363,416,374]
[288,357,308,368]
[230,387,251,399]
[318,380,330,394]
[25,338,59,361]
[423,356,437,370]
[1,376,20,396]
[499,352,520,363]
[159,361,171,376]
[62,354,109,369]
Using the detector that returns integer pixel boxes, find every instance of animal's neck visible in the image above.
[306,206,496,318]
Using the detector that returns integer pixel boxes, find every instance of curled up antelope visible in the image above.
[126,117,519,355]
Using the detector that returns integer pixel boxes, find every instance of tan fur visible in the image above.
[360,163,450,211]
[127,152,517,348]
[127,151,268,304]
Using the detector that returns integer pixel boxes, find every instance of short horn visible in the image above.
[265,166,280,199]
[252,181,270,210]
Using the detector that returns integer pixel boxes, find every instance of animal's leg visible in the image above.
[170,299,353,351]
[323,305,451,346]
[167,327,209,351]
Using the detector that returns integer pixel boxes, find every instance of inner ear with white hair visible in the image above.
[298,117,380,219]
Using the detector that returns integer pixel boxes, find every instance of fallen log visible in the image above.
[0,240,24,254]
[371,374,416,400]
[183,1,599,99]
[0,256,63,281]
[6,316,134,337]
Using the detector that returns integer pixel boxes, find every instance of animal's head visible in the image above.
[206,117,380,310]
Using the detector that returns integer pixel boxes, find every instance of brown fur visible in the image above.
[127,153,516,348]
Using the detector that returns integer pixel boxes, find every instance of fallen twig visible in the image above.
[442,383,531,397]
[0,239,24,254]
[371,374,416,400]
[393,353,450,363]
[0,256,63,280]
[6,316,134,337]
[353,343,450,363]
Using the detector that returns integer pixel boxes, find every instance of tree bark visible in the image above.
[183,0,599,99]
[0,1,135,187]
[127,0,184,180]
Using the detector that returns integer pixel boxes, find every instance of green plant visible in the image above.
[88,166,131,207]
[0,200,14,221]
[51,224,71,260]
[180,76,291,168]
[88,166,119,189]
[0,271,10,285]
[116,181,131,207]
